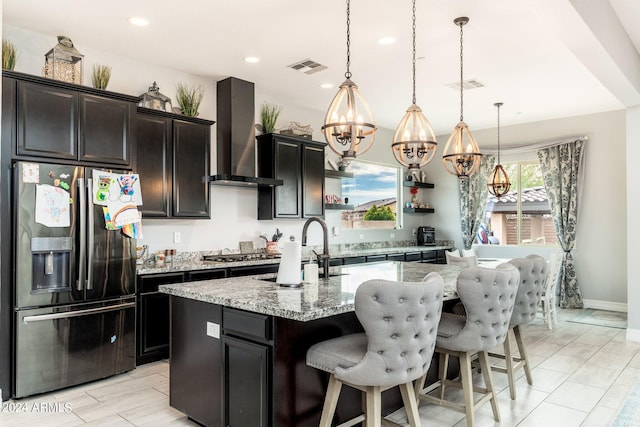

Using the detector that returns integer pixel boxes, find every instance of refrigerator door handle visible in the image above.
[77,177,87,291]
[22,302,136,324]
[86,178,95,290]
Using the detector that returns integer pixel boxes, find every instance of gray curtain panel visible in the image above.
[537,139,585,308]
[459,155,496,250]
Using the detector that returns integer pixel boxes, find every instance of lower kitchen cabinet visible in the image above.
[170,297,222,427]
[222,335,270,427]
[136,272,184,365]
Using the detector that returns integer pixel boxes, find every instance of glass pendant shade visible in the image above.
[487,163,511,197]
[392,103,437,171]
[322,78,376,164]
[442,120,482,178]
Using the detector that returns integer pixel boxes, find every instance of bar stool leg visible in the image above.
[399,382,421,427]
[514,325,533,384]
[365,386,382,427]
[503,332,517,400]
[459,352,475,427]
[319,375,342,427]
[478,350,501,422]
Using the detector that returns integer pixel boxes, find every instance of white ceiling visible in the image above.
[3,0,640,140]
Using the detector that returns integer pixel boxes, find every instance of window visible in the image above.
[482,161,558,246]
[340,161,400,230]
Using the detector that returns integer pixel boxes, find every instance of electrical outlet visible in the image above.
[412,228,417,236]
[173,232,181,243]
[390,233,395,239]
[359,234,365,240]
[206,322,220,339]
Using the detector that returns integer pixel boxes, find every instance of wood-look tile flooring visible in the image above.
[1,308,636,426]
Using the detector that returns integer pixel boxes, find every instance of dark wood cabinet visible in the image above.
[302,144,325,217]
[135,110,213,218]
[136,272,185,365]
[170,297,222,427]
[257,133,325,220]
[8,72,137,166]
[222,335,270,427]
[78,94,132,164]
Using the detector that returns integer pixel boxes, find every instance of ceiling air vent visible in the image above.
[287,58,328,75]
[446,79,485,90]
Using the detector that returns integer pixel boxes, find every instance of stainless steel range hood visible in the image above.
[210,77,283,188]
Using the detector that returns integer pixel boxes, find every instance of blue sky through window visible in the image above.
[341,161,398,207]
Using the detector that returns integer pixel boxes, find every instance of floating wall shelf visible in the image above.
[325,170,354,179]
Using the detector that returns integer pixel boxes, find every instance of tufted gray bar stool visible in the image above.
[306,274,444,427]
[415,264,520,427]
[488,254,548,400]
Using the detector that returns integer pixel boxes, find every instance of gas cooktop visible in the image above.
[202,253,281,263]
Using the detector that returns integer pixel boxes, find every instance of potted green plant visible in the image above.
[2,39,16,71]
[261,102,282,134]
[91,64,111,89]
[176,83,204,117]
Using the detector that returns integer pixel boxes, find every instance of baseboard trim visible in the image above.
[627,329,640,342]
[582,299,627,312]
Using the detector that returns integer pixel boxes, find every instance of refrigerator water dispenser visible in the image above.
[31,237,72,293]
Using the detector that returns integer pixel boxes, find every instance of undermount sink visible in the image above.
[257,273,346,283]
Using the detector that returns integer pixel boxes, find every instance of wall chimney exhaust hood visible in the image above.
[209,77,283,188]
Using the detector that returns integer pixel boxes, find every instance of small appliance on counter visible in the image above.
[417,226,436,246]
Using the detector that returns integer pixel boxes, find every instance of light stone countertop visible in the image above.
[159,261,462,322]
[137,244,453,275]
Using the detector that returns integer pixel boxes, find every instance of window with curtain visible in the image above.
[481,161,558,246]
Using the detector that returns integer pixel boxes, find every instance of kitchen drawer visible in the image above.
[223,307,272,344]
[387,253,406,261]
[366,254,387,263]
[405,252,422,262]
[138,272,185,293]
[421,251,438,264]
[185,269,227,282]
[343,256,366,265]
[228,264,279,277]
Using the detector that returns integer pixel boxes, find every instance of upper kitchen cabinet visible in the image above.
[257,133,325,220]
[4,71,138,166]
[136,109,214,219]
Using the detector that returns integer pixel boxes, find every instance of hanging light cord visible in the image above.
[496,103,501,164]
[411,0,417,104]
[459,20,464,122]
[345,0,352,79]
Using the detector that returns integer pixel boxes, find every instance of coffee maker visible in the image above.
[417,226,436,246]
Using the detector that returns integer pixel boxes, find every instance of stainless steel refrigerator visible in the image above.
[13,161,136,398]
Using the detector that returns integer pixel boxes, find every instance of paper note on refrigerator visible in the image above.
[92,170,143,206]
[35,184,71,227]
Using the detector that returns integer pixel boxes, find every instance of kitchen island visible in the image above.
[159,261,462,427]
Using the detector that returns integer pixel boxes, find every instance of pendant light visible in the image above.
[391,0,437,172]
[487,102,511,197]
[322,0,377,167]
[442,17,482,179]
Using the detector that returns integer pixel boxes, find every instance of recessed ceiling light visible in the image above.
[378,36,396,45]
[128,17,149,26]
[243,57,260,63]
[320,83,334,89]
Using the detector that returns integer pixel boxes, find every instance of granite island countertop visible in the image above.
[159,261,461,322]
[137,244,453,275]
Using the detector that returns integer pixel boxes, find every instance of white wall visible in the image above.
[4,25,628,308]
[626,106,640,335]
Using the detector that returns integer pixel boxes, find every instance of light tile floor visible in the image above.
[0,309,634,426]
